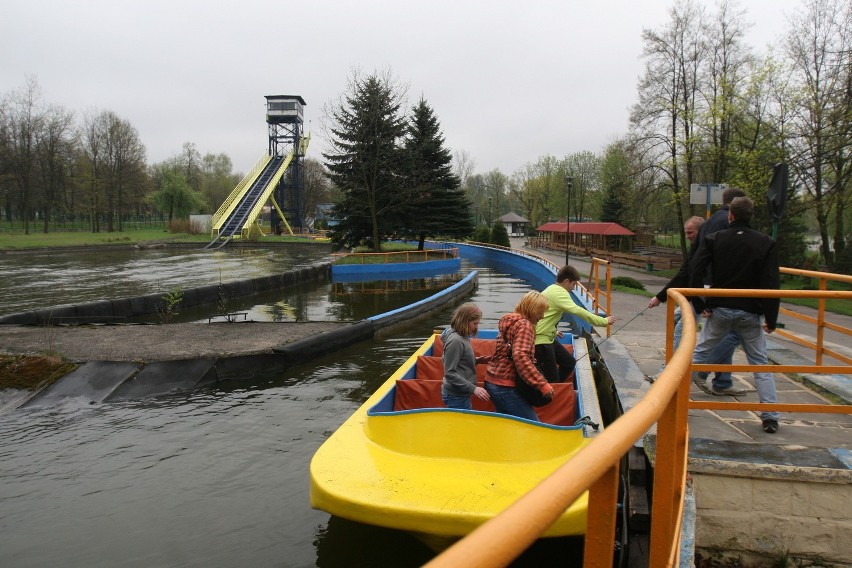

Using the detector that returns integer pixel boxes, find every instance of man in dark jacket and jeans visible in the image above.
[693,187,747,394]
[689,196,781,433]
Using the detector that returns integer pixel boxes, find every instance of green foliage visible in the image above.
[352,242,417,253]
[147,170,206,222]
[611,276,646,291]
[598,142,631,225]
[490,222,511,247]
[157,286,183,324]
[471,226,491,243]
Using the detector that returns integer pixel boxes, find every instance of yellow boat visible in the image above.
[309,330,604,545]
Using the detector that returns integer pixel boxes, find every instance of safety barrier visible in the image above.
[586,257,612,338]
[774,268,852,366]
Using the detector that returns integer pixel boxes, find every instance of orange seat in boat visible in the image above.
[392,379,577,426]
[431,336,497,358]
[416,355,488,382]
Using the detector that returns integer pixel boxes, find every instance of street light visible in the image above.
[488,196,493,227]
[565,176,573,265]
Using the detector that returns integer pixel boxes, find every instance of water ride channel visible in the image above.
[0,242,607,567]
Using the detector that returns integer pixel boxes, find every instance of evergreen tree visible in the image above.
[401,98,473,249]
[472,225,490,243]
[324,71,408,251]
[490,222,511,247]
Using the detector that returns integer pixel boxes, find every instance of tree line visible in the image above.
[326,0,848,270]
[457,0,850,271]
[4,0,848,273]
[0,77,336,235]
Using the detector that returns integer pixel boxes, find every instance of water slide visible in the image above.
[205,149,294,249]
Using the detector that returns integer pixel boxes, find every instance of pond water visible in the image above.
[0,248,584,567]
[0,244,330,316]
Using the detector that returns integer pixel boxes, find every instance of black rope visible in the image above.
[573,415,600,430]
[572,305,652,362]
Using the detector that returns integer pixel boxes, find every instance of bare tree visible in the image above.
[702,0,753,184]
[302,157,334,226]
[562,151,601,223]
[35,104,75,232]
[453,149,476,191]
[1,76,44,234]
[200,152,238,213]
[783,0,852,267]
[99,111,147,231]
[631,0,708,253]
[80,110,106,231]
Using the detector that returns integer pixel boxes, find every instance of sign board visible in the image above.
[689,183,727,206]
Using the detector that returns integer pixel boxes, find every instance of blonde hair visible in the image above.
[451,303,482,337]
[515,291,548,322]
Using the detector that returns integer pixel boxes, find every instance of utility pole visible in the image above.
[565,176,573,265]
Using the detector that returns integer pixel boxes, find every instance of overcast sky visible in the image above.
[2,0,802,177]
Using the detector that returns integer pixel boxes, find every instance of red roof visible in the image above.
[536,221,635,236]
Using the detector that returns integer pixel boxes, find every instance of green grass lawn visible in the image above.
[781,278,852,316]
[0,228,201,249]
[0,229,326,250]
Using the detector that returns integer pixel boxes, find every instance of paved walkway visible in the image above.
[515,239,852,456]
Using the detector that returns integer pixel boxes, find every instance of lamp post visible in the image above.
[565,176,573,265]
[488,196,493,227]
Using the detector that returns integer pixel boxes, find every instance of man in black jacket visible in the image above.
[689,196,781,433]
[648,216,737,386]
[693,187,747,394]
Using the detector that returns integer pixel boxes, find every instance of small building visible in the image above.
[535,221,635,253]
[498,212,530,237]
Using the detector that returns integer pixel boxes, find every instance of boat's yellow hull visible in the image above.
[309,334,592,539]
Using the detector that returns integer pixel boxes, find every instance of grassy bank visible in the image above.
[0,355,76,390]
[0,229,326,250]
[0,228,203,249]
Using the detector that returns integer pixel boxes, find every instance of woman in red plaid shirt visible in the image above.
[485,291,555,421]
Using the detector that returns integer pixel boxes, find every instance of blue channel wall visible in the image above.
[428,242,599,335]
[332,258,460,282]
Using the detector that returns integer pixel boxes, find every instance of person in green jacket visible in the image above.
[535,265,616,382]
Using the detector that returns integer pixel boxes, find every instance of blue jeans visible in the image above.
[442,393,472,410]
[692,307,779,421]
[484,382,540,422]
[672,307,736,388]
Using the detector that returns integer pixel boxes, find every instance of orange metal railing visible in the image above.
[477,244,614,337]
[774,267,852,366]
[426,283,852,568]
[331,247,459,265]
[586,257,612,338]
